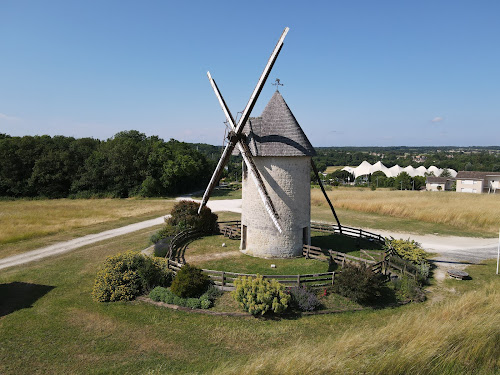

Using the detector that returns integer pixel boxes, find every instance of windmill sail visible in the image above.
[197,27,290,233]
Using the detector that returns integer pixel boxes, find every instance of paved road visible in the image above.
[1,197,497,270]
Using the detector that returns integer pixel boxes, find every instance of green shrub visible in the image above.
[289,285,321,312]
[149,286,216,309]
[203,284,223,300]
[333,263,383,304]
[149,286,165,302]
[173,296,186,307]
[200,297,212,309]
[386,238,429,265]
[232,275,290,316]
[186,298,201,309]
[92,252,173,302]
[167,200,218,233]
[392,275,426,302]
[170,264,211,298]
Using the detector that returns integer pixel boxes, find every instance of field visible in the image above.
[0,192,499,374]
[0,225,498,374]
[324,166,345,173]
[312,187,500,237]
[0,198,175,259]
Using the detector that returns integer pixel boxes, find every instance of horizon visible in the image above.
[1,1,499,147]
[2,130,499,150]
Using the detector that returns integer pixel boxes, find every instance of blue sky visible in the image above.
[1,1,499,146]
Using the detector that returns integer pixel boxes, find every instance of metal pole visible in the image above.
[496,228,499,275]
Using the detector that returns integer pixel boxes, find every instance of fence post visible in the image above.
[342,253,346,268]
[331,272,335,285]
[297,274,301,287]
[221,271,225,287]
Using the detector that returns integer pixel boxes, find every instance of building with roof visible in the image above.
[240,91,315,257]
[425,176,456,191]
[455,171,500,194]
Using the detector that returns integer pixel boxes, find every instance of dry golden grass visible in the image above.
[324,165,345,173]
[0,198,175,246]
[214,280,500,375]
[312,188,500,236]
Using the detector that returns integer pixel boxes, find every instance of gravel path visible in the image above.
[1,197,497,271]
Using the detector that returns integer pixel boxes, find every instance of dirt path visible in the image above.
[0,198,241,271]
[1,197,496,271]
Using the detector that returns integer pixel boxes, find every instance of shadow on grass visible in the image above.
[311,233,384,253]
[0,282,55,317]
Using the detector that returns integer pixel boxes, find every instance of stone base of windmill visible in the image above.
[239,226,308,259]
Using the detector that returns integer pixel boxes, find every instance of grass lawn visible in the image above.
[0,221,498,374]
[0,198,176,259]
[186,235,328,275]
[1,189,499,373]
[192,186,242,200]
[311,231,384,253]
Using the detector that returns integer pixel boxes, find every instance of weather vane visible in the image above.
[272,78,284,91]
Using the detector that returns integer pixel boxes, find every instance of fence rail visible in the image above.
[166,221,418,284]
[167,259,335,289]
[310,222,384,242]
[218,221,241,240]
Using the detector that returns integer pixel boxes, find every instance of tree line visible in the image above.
[313,147,500,172]
[0,131,214,198]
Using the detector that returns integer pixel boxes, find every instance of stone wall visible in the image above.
[241,156,311,258]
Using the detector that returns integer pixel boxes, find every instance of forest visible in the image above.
[0,131,214,198]
[1,132,499,199]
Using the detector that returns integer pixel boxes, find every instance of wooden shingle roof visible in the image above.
[242,91,316,157]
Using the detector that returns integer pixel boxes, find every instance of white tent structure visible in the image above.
[342,161,457,179]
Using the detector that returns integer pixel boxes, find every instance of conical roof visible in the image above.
[243,91,316,157]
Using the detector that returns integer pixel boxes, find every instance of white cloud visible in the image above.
[431,116,444,123]
[0,113,20,122]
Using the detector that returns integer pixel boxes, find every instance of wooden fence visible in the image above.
[166,221,418,282]
[167,229,206,260]
[166,259,335,289]
[310,222,385,243]
[218,221,241,240]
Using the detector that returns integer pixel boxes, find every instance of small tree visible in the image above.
[394,172,412,190]
[440,168,452,178]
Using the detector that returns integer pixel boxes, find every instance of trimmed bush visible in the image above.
[289,285,321,311]
[232,275,290,316]
[333,263,383,304]
[170,264,211,298]
[92,252,172,302]
[167,200,218,233]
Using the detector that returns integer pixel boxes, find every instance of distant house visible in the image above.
[455,171,500,194]
[426,177,455,191]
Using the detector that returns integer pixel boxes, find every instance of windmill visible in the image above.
[198,27,341,258]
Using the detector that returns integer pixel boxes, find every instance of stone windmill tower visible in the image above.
[239,90,315,257]
[198,27,341,258]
